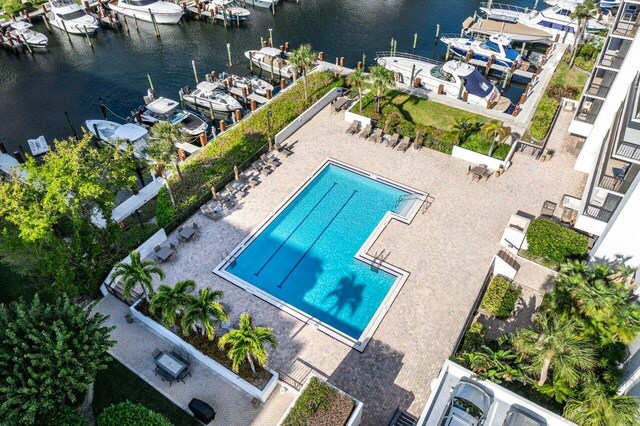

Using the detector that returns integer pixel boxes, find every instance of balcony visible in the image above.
[597,38,631,70]
[616,141,640,161]
[585,68,618,99]
[613,72,640,163]
[583,190,622,223]
[575,97,604,124]
[597,161,638,195]
[612,6,640,38]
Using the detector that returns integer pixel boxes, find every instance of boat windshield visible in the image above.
[430,66,455,83]
[480,40,501,53]
[125,0,158,6]
[58,9,87,20]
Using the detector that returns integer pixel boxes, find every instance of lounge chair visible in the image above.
[395,136,411,152]
[200,205,222,221]
[240,171,260,187]
[261,153,279,168]
[369,128,383,143]
[345,121,360,135]
[386,133,400,147]
[359,124,372,139]
[275,142,293,157]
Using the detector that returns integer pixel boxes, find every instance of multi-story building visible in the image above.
[567,0,640,266]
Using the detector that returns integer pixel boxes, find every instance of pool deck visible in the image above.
[97,104,586,424]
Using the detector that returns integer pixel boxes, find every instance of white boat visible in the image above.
[440,34,522,68]
[598,0,620,8]
[179,82,242,112]
[8,22,48,48]
[465,18,552,43]
[244,47,295,79]
[133,94,208,137]
[376,53,502,108]
[206,0,250,21]
[108,0,183,24]
[219,70,274,96]
[85,120,149,158]
[47,0,99,35]
[242,0,276,9]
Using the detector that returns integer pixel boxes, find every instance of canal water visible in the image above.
[0,0,536,152]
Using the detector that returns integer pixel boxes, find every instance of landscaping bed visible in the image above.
[282,377,356,426]
[136,300,273,390]
[523,218,588,267]
[480,276,520,319]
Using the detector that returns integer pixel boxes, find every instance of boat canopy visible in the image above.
[195,81,223,92]
[10,21,33,30]
[463,70,494,99]
[146,98,180,114]
[259,47,284,57]
[114,123,148,141]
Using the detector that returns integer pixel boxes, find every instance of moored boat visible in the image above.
[108,0,184,24]
[440,34,522,68]
[132,94,208,137]
[244,47,295,79]
[85,120,149,158]
[47,0,99,35]
[8,22,49,48]
[179,82,243,112]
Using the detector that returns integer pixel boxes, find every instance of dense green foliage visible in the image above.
[461,321,486,352]
[480,276,521,319]
[526,218,588,263]
[110,250,165,302]
[96,402,172,426]
[529,96,560,141]
[218,313,278,374]
[0,295,114,425]
[283,377,355,426]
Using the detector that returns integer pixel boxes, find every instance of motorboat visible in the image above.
[376,53,504,109]
[599,0,620,8]
[132,93,208,137]
[108,0,184,24]
[244,47,295,79]
[464,17,552,43]
[8,22,49,48]
[219,70,274,97]
[85,120,149,158]
[440,34,522,68]
[479,1,610,43]
[242,0,276,9]
[47,0,99,35]
[179,82,242,112]
[206,0,251,22]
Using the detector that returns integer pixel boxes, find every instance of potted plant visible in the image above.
[496,165,505,177]
[545,148,556,161]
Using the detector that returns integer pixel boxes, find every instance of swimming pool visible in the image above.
[215,160,425,350]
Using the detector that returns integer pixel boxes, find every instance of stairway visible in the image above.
[389,407,418,426]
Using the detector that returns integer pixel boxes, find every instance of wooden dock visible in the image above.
[228,87,268,104]
[468,58,535,79]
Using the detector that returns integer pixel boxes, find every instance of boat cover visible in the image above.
[114,123,148,141]
[463,70,494,99]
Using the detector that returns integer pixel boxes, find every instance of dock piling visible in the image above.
[21,34,33,54]
[362,53,366,69]
[227,43,232,66]
[42,5,52,33]
[134,14,140,32]
[413,32,417,53]
[192,60,199,83]
[83,26,93,49]
[435,24,440,43]
[147,73,155,92]
[60,19,72,42]
[149,9,160,37]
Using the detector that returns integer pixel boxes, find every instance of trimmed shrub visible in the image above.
[480,276,521,319]
[529,96,560,141]
[526,218,588,263]
[461,322,486,352]
[96,401,172,426]
[283,377,355,426]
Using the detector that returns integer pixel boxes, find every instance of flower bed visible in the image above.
[480,276,520,319]
[281,377,357,426]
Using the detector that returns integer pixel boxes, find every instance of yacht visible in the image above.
[179,82,242,112]
[132,95,208,137]
[85,120,149,158]
[376,53,503,108]
[219,71,274,96]
[465,18,552,43]
[244,47,295,79]
[108,0,183,24]
[47,0,99,35]
[242,0,276,9]
[8,22,48,48]
[206,0,250,21]
[440,34,522,68]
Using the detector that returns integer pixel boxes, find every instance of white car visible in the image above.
[440,380,492,426]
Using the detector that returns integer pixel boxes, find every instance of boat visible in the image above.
[85,120,149,158]
[46,0,99,35]
[133,93,208,137]
[440,34,522,68]
[464,17,552,43]
[108,0,183,24]
[206,0,251,22]
[598,0,620,8]
[179,82,243,112]
[8,22,49,48]
[244,47,295,79]
[376,53,505,109]
[242,0,276,9]
[219,67,274,96]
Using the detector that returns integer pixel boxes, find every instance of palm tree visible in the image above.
[453,117,472,146]
[149,280,195,328]
[569,0,599,67]
[145,121,185,206]
[481,120,511,156]
[368,65,395,113]
[218,313,277,374]
[512,312,596,386]
[457,345,525,384]
[564,375,640,426]
[346,69,365,113]
[110,251,165,302]
[181,287,228,340]
[288,44,316,100]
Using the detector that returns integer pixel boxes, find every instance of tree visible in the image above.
[368,65,395,113]
[150,279,195,327]
[481,120,511,156]
[0,295,114,425]
[346,69,365,113]
[570,0,599,67]
[181,287,228,340]
[453,117,473,146]
[96,401,172,426]
[145,122,185,206]
[457,344,526,384]
[288,44,317,100]
[512,312,596,386]
[564,375,640,426]
[218,313,277,374]
[110,251,165,302]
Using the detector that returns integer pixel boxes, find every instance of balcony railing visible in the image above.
[599,53,626,70]
[613,20,640,38]
[616,141,640,161]
[584,204,615,222]
[598,174,634,194]
[586,82,613,99]
[575,98,603,124]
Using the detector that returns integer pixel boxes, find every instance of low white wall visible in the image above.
[344,103,371,126]
[451,146,507,170]
[276,374,363,426]
[130,300,279,403]
[492,254,518,281]
[274,87,344,145]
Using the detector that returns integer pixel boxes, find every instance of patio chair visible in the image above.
[540,200,557,217]
[395,136,411,152]
[173,346,190,364]
[386,133,400,148]
[200,204,222,221]
[275,142,293,157]
[152,348,161,360]
[241,171,261,187]
[257,164,274,177]
[345,120,360,135]
[153,245,161,253]
[192,223,199,231]
[177,368,192,384]
[369,128,383,143]
[261,153,279,168]
[359,124,372,139]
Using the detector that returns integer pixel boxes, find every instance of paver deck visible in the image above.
[99,104,586,424]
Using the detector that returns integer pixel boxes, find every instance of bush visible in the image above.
[96,401,172,426]
[283,377,355,426]
[526,218,588,263]
[50,406,88,426]
[155,188,175,228]
[2,0,28,15]
[480,276,521,319]
[461,322,486,352]
[546,84,580,102]
[529,96,560,141]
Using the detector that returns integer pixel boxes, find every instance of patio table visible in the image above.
[155,351,187,379]
[333,97,349,112]
[156,246,174,262]
[179,227,196,241]
[470,166,487,181]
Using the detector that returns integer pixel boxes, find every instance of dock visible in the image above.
[467,58,535,79]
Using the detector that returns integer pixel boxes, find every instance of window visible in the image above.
[58,9,87,20]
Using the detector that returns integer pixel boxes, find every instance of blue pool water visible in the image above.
[225,164,409,339]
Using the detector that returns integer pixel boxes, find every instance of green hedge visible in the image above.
[526,218,588,263]
[96,402,172,426]
[480,276,520,319]
[461,322,486,352]
[283,377,355,426]
[529,96,560,141]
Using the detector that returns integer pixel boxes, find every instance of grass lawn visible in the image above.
[93,356,200,426]
[549,60,589,99]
